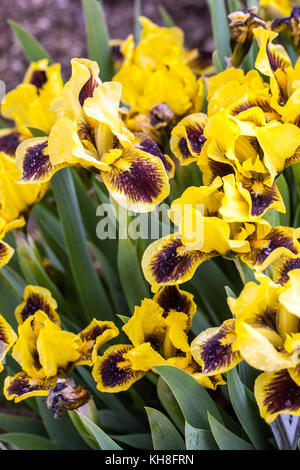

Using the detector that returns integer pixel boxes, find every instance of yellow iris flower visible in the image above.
[16,58,170,213]
[113,17,198,117]
[4,286,119,402]
[191,271,300,423]
[0,216,24,269]
[0,315,17,372]
[92,288,227,393]
[260,0,295,17]
[0,60,61,226]
[2,59,63,135]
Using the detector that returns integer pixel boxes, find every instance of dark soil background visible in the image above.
[0,0,213,91]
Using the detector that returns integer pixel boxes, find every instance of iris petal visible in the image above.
[76,319,119,365]
[271,254,300,285]
[138,137,175,178]
[123,298,165,351]
[191,319,242,375]
[234,320,295,371]
[0,153,48,222]
[92,344,145,393]
[187,357,226,389]
[124,342,166,371]
[0,130,23,156]
[241,226,300,270]
[170,113,207,166]
[50,58,101,125]
[256,123,300,179]
[238,176,285,218]
[101,147,170,213]
[153,285,196,330]
[228,95,280,135]
[142,233,214,292]
[228,279,282,345]
[15,285,59,325]
[48,117,109,172]
[0,240,15,269]
[199,140,235,186]
[16,137,54,183]
[279,270,300,317]
[0,315,17,372]
[4,371,56,403]
[255,369,300,423]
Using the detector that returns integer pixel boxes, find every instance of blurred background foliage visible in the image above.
[0,0,213,91]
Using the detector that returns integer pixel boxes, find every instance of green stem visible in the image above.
[52,168,114,324]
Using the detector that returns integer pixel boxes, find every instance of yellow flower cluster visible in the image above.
[92,286,225,393]
[15,57,173,213]
[137,17,300,425]
[114,18,197,114]
[261,0,298,17]
[229,4,300,66]
[1,285,118,403]
[0,59,61,268]
[191,272,300,423]
[0,18,211,273]
[1,9,300,427]
[0,284,226,405]
[142,27,300,293]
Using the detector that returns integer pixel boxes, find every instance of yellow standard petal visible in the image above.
[0,153,48,222]
[260,0,293,17]
[83,81,135,149]
[170,180,223,221]
[123,298,166,352]
[234,320,295,372]
[12,310,81,379]
[0,315,17,372]
[164,311,190,357]
[219,174,252,222]
[50,58,101,125]
[279,269,300,317]
[254,27,291,78]
[227,95,280,136]
[256,123,300,179]
[37,316,81,377]
[76,319,119,365]
[48,117,109,172]
[3,59,63,134]
[123,342,166,371]
[228,278,282,345]
[1,84,38,134]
